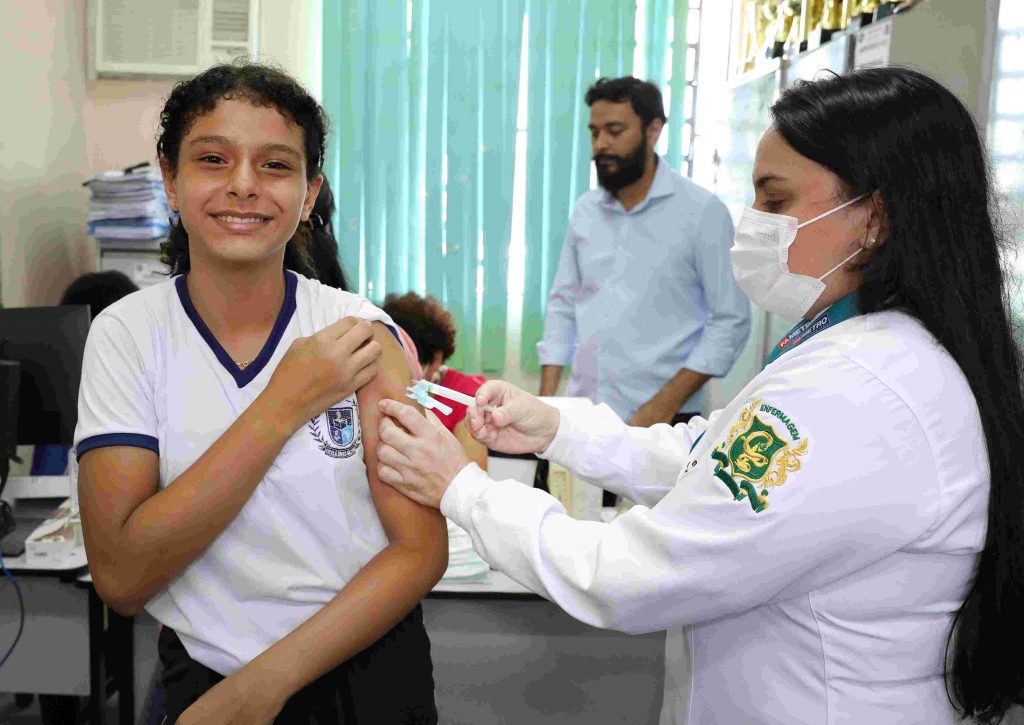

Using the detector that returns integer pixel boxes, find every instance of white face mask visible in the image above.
[729,193,870,321]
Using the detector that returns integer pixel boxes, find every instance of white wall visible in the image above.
[0,0,93,308]
[82,79,177,177]
[259,0,323,101]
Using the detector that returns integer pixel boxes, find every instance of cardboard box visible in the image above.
[547,462,603,522]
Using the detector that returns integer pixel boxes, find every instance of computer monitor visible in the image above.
[0,305,91,446]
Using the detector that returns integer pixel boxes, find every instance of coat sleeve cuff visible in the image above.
[537,402,595,473]
[439,463,491,527]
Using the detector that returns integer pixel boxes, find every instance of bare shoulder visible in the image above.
[356,323,413,416]
[371,322,410,388]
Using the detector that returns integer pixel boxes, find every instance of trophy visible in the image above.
[757,0,779,63]
[848,0,880,29]
[800,0,826,52]
[734,0,754,76]
[767,0,802,59]
[820,0,846,40]
[735,0,773,76]
[874,0,899,20]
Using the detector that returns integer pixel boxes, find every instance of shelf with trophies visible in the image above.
[730,0,921,82]
[726,0,999,121]
[719,0,1000,223]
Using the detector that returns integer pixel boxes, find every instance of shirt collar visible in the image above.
[599,155,674,214]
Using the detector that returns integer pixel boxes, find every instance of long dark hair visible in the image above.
[772,67,1024,722]
[156,62,327,276]
[305,176,351,291]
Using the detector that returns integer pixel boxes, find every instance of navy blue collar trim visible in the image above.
[175,271,298,388]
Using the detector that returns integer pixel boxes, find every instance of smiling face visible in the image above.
[161,98,323,272]
[751,128,876,278]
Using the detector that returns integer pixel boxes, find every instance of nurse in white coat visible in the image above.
[376,67,1024,723]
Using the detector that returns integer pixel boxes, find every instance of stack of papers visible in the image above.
[86,167,171,241]
[442,518,490,581]
[25,498,81,560]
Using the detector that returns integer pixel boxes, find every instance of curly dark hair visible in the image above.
[382,292,456,365]
[585,76,666,128]
[156,61,328,276]
[306,176,351,291]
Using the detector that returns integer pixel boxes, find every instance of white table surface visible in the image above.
[431,569,534,596]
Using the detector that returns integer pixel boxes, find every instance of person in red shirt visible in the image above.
[382,292,487,470]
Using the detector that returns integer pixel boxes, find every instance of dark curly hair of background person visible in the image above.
[382,292,457,366]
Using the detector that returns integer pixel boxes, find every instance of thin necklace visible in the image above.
[236,358,254,370]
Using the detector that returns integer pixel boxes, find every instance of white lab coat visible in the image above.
[440,309,988,723]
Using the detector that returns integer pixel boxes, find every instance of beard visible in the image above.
[593,136,648,192]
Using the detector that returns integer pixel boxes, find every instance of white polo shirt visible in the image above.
[442,309,988,723]
[75,271,397,676]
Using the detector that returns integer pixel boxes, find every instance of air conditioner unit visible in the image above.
[88,0,259,79]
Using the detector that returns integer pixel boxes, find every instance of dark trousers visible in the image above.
[159,604,438,725]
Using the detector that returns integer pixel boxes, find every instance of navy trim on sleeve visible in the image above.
[383,322,402,345]
[77,433,159,460]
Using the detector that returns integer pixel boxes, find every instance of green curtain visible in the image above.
[519,0,637,373]
[664,0,690,173]
[324,0,691,375]
[323,0,524,373]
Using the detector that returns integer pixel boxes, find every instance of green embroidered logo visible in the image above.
[711,398,808,513]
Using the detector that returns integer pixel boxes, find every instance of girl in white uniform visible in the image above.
[75,64,447,724]
[374,68,1024,723]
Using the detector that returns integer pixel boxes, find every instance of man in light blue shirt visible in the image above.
[539,77,750,429]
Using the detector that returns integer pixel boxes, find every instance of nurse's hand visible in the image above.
[261,316,381,434]
[465,381,560,455]
[377,400,470,509]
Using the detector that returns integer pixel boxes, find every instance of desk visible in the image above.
[425,571,665,724]
[0,559,135,725]
[0,502,134,725]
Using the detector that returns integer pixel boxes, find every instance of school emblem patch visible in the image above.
[710,398,808,513]
[308,401,361,459]
[327,408,355,447]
